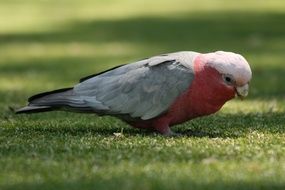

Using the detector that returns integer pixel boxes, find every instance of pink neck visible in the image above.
[191,55,236,106]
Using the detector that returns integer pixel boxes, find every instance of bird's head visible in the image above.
[199,51,252,99]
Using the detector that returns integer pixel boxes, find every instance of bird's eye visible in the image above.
[225,76,232,82]
[223,75,234,85]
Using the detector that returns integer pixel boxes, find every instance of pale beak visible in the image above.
[235,84,249,99]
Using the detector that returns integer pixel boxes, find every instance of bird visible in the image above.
[16,51,252,136]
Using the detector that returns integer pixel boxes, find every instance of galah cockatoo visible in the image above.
[16,51,252,135]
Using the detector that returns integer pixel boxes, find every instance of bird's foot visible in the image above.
[154,125,181,137]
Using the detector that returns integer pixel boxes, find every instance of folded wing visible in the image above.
[74,54,195,120]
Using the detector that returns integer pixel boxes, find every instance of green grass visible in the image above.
[0,0,285,189]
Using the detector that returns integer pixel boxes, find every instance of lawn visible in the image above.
[0,0,285,189]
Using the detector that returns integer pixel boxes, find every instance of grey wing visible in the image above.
[74,54,195,120]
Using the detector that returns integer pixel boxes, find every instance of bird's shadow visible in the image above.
[6,111,285,139]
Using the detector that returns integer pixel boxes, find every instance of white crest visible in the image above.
[204,51,252,85]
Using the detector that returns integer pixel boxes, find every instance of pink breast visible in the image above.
[165,55,236,125]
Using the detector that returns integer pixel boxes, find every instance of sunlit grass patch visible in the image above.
[0,42,140,62]
[222,99,285,114]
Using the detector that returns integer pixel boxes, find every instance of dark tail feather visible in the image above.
[16,87,82,114]
[15,106,54,114]
[28,87,73,103]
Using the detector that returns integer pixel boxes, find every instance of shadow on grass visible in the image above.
[1,11,285,54]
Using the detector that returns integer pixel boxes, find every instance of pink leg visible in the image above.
[131,119,180,136]
[152,119,178,136]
